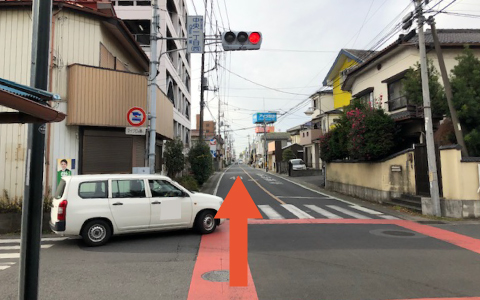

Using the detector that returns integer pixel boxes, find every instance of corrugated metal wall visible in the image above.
[0,9,32,200]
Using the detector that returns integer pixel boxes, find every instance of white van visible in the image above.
[50,174,225,246]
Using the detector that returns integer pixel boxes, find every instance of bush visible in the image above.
[0,189,53,214]
[188,142,213,185]
[320,102,396,162]
[176,175,199,192]
[164,138,185,178]
[282,149,296,161]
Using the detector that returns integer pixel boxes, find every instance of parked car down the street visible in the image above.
[50,174,225,246]
[289,159,307,170]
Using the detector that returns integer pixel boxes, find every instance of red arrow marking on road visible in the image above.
[215,177,263,287]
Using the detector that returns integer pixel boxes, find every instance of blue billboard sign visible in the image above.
[253,112,277,124]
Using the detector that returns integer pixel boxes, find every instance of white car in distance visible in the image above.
[50,174,225,246]
[289,158,307,170]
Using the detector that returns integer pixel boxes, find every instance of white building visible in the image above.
[114,0,192,150]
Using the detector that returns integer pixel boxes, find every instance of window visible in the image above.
[302,133,305,137]
[149,180,183,197]
[388,80,407,111]
[313,99,318,109]
[79,181,108,199]
[307,132,309,137]
[112,180,146,198]
[55,180,67,199]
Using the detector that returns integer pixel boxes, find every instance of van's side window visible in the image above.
[149,180,183,197]
[79,181,108,199]
[112,180,146,198]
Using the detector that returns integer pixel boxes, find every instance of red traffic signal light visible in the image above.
[249,32,261,45]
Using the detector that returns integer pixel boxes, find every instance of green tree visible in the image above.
[188,142,213,185]
[164,138,185,178]
[451,47,480,156]
[402,61,447,116]
[282,149,296,161]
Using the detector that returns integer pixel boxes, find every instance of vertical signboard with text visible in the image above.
[187,16,204,54]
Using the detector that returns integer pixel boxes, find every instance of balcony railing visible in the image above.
[388,95,408,111]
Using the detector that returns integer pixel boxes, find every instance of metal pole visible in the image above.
[148,0,159,174]
[19,0,52,298]
[428,17,469,157]
[199,54,205,142]
[199,0,207,142]
[415,0,441,216]
[264,122,267,172]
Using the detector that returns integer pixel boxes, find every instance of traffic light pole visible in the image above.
[199,48,206,142]
[19,0,53,298]
[415,0,441,216]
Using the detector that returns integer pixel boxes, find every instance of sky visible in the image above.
[188,0,480,156]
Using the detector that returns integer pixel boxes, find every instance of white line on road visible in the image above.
[281,204,314,219]
[0,244,53,251]
[327,205,371,219]
[379,215,400,220]
[214,166,231,196]
[349,205,383,215]
[0,253,20,259]
[304,205,343,219]
[277,196,332,199]
[263,172,358,206]
[0,266,11,270]
[0,237,68,244]
[258,205,285,220]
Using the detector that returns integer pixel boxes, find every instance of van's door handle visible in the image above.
[151,201,162,205]
[112,202,123,206]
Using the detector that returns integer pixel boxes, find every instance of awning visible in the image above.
[0,78,65,124]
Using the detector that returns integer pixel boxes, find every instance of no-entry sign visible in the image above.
[127,107,146,127]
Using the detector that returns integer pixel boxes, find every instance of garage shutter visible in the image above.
[82,128,133,174]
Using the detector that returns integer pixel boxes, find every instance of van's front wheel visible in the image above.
[195,210,217,234]
[81,219,112,247]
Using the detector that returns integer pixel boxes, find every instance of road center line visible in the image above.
[241,168,285,204]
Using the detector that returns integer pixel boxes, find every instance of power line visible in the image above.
[218,64,312,96]
[352,0,376,47]
[222,0,231,30]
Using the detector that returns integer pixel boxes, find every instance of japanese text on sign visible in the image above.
[187,16,204,54]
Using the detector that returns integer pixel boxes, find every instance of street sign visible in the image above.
[209,138,217,146]
[187,16,204,54]
[127,107,146,127]
[253,112,277,124]
[126,127,147,135]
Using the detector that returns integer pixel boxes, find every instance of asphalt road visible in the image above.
[1,165,480,300]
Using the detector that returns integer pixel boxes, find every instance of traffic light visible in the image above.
[221,31,262,51]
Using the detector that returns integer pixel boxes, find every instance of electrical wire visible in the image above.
[352,0,376,47]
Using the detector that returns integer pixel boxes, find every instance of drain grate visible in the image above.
[383,230,415,237]
[201,270,229,282]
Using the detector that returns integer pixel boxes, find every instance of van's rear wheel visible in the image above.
[81,220,112,247]
[195,210,217,234]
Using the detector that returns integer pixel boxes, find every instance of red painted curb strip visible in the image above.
[187,221,258,300]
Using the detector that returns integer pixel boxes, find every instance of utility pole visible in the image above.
[415,0,441,216]
[428,17,469,157]
[148,0,159,174]
[198,0,207,142]
[19,0,52,298]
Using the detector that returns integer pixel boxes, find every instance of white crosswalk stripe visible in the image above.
[379,215,400,220]
[327,205,372,219]
[348,206,383,215]
[281,204,314,219]
[0,244,53,251]
[0,237,67,272]
[304,205,343,219]
[258,205,284,219]
[255,204,399,220]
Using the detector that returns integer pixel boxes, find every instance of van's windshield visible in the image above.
[54,180,67,199]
